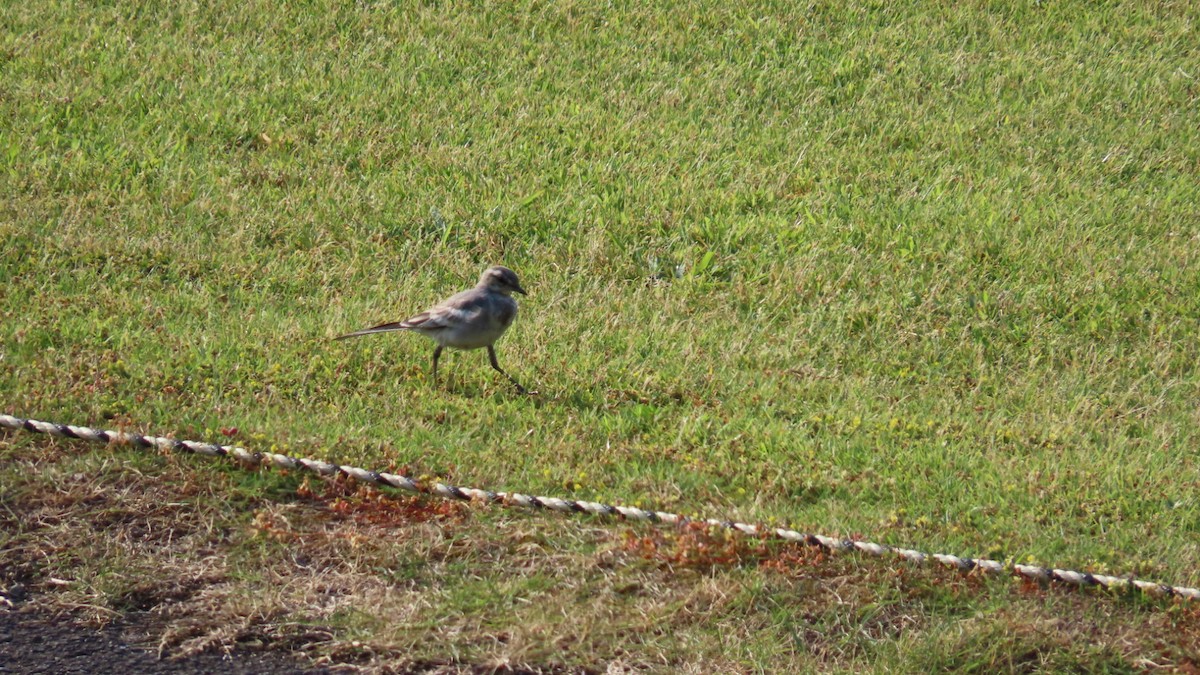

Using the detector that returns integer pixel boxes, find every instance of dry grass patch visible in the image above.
[2,434,1199,672]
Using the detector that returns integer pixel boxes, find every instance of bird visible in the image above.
[336,265,528,393]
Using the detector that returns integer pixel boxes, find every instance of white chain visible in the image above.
[2,414,1194,602]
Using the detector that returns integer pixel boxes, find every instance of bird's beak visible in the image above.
[514,285,528,295]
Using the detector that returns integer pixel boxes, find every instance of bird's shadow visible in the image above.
[425,368,608,413]
[331,339,685,416]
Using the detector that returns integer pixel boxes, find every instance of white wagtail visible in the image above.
[336,265,528,392]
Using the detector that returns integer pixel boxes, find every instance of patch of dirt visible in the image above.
[0,605,333,674]
[0,603,590,674]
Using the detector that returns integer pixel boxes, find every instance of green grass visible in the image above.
[3,0,1200,670]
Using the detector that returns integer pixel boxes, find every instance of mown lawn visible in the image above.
[3,0,1199,670]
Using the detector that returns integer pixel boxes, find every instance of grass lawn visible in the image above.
[3,0,1200,670]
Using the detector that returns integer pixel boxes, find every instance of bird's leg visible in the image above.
[432,345,443,387]
[487,345,526,393]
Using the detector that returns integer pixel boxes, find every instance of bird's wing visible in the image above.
[334,306,467,340]
[400,309,454,330]
[335,290,486,340]
[419,290,487,327]
[410,300,483,330]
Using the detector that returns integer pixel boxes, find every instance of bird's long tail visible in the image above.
[334,321,410,340]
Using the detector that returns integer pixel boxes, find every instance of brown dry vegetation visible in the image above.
[2,433,1199,672]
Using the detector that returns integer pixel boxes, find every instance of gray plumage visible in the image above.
[337,265,527,392]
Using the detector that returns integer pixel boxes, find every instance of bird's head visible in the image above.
[478,265,527,296]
